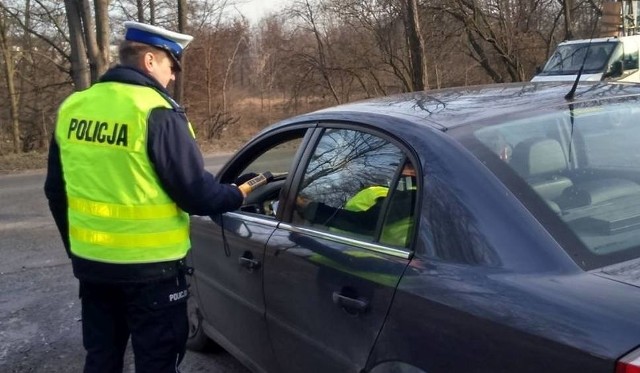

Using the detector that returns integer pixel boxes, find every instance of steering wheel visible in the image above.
[241,179,286,215]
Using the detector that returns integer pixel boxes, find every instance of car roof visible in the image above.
[558,36,622,45]
[284,82,640,131]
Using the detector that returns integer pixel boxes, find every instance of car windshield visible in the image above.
[465,99,640,270]
[540,41,616,75]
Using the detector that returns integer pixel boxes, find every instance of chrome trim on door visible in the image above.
[278,223,411,259]
[224,212,280,228]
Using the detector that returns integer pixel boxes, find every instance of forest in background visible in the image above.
[0,0,607,158]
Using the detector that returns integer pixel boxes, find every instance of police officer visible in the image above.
[44,22,249,373]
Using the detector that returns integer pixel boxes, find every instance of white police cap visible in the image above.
[123,21,193,71]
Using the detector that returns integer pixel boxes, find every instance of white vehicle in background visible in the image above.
[532,35,640,82]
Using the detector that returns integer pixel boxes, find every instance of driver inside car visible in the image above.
[296,162,417,247]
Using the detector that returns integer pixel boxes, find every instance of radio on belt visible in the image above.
[237,171,274,195]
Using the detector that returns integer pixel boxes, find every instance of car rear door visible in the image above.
[263,125,416,372]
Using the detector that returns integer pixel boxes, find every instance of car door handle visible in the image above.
[332,292,369,314]
[239,256,261,271]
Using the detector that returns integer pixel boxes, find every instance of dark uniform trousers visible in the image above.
[79,272,189,373]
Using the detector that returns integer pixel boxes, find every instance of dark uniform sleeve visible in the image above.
[146,108,244,216]
[44,137,71,257]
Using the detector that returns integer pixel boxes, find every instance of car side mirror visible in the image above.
[605,61,623,78]
[535,66,542,74]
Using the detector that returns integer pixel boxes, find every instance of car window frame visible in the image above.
[217,122,318,221]
[279,121,422,255]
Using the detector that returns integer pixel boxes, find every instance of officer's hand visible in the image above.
[237,172,274,196]
[296,196,311,209]
[234,173,259,185]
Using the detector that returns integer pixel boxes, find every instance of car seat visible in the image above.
[510,138,573,210]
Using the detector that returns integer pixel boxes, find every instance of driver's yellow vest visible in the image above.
[339,186,413,247]
[55,82,191,264]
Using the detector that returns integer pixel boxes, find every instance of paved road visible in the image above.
[0,154,250,373]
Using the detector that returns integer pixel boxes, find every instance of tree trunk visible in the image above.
[150,0,156,25]
[80,0,109,83]
[92,0,110,79]
[174,0,187,103]
[64,0,90,90]
[563,0,574,40]
[304,0,340,104]
[205,45,213,139]
[402,0,427,91]
[0,8,21,153]
[136,0,144,22]
[222,36,245,114]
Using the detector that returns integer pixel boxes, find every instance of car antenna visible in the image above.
[567,102,576,164]
[565,7,603,101]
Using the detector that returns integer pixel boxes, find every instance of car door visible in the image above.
[263,126,417,372]
[189,126,313,373]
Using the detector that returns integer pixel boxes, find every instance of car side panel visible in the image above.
[366,258,640,373]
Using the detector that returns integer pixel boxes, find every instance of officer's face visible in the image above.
[146,51,176,88]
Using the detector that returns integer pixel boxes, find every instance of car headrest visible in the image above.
[511,138,567,177]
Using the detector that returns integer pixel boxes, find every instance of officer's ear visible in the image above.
[142,51,155,73]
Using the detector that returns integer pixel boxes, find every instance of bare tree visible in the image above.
[401,0,427,90]
[63,0,110,90]
[436,0,530,82]
[182,1,246,140]
[326,0,414,93]
[136,0,143,21]
[289,0,341,104]
[0,5,21,153]
[149,0,155,24]
[86,0,110,82]
[563,0,574,40]
[0,0,617,158]
[174,0,187,103]
[63,0,89,88]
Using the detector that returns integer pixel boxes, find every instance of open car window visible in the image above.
[225,130,307,218]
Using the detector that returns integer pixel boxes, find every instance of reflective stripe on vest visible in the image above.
[68,196,181,220]
[56,82,191,264]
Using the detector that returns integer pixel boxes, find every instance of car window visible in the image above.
[622,38,639,70]
[292,128,417,248]
[579,110,640,169]
[241,137,304,176]
[229,131,306,217]
[542,42,616,75]
[467,101,640,269]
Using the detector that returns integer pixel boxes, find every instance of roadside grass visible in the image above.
[0,95,334,175]
[0,151,48,174]
[0,137,249,175]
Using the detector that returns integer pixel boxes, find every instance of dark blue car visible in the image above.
[186,82,640,373]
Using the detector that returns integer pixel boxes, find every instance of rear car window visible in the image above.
[466,100,640,269]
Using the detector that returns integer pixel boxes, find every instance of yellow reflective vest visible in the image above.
[55,82,191,264]
[335,185,413,247]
